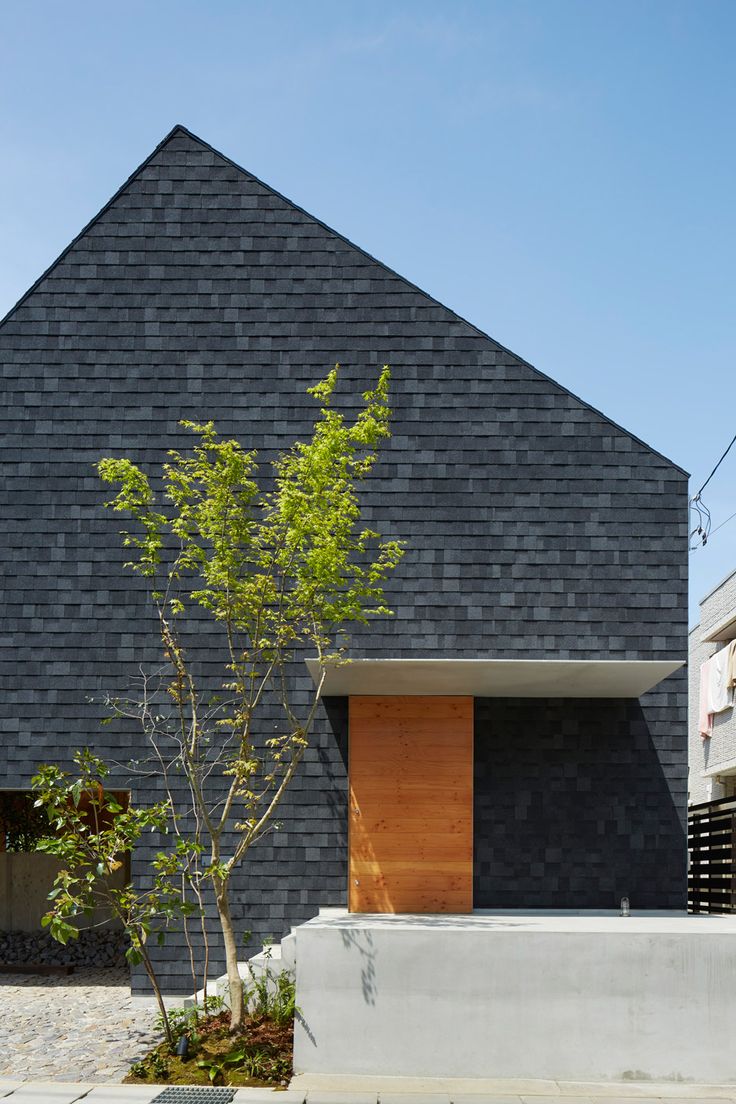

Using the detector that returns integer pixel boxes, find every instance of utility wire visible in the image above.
[689,494,712,550]
[690,507,736,553]
[711,507,736,537]
[691,432,736,501]
[689,429,736,550]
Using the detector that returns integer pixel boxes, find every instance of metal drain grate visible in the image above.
[151,1088,236,1104]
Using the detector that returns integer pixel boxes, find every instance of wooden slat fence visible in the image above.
[688,795,736,914]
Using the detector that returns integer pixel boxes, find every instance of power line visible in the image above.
[689,429,736,550]
[691,506,736,553]
[691,432,736,501]
[711,508,736,539]
[713,507,736,534]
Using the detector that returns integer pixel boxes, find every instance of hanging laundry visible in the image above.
[726,638,736,691]
[709,646,734,713]
[700,645,735,739]
[700,658,714,739]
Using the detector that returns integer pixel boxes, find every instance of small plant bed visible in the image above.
[125,1007,292,1087]
[125,968,297,1089]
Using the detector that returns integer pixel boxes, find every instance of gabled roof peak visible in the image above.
[162,123,204,143]
[0,125,687,478]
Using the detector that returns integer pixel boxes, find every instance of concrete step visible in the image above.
[281,930,296,969]
[215,934,295,1009]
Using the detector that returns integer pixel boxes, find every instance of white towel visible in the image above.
[709,646,734,714]
[727,639,736,690]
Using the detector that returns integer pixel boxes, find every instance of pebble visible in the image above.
[0,966,160,1082]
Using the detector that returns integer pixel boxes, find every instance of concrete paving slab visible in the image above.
[83,1086,166,1102]
[556,1092,655,1101]
[443,1084,561,1097]
[573,1099,665,1104]
[380,1094,452,1104]
[522,1097,597,1104]
[2,1085,93,1103]
[560,1086,732,1095]
[292,1076,560,1095]
[451,1098,524,1104]
[561,1089,736,1101]
[290,1080,736,1101]
[306,1093,377,1104]
[452,1095,527,1104]
[234,1092,306,1101]
[652,1093,736,1101]
[233,1091,306,1103]
[304,1095,377,1104]
[553,1090,638,1100]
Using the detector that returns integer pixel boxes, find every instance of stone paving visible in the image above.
[0,967,158,1083]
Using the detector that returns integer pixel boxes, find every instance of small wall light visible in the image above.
[620,896,630,917]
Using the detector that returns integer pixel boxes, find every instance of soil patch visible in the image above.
[123,1010,293,1088]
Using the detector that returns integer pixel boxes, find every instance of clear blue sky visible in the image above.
[1,1,734,624]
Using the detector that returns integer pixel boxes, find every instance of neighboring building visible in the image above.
[0,125,688,995]
[689,569,736,803]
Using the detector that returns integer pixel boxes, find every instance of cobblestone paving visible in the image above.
[0,967,159,1082]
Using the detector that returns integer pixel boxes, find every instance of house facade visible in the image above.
[689,569,736,802]
[0,126,688,995]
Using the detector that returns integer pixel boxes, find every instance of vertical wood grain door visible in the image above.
[348,695,473,913]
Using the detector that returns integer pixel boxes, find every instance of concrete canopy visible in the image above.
[305,657,684,698]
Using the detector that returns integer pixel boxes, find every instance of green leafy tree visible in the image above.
[31,749,195,1046]
[97,366,404,1031]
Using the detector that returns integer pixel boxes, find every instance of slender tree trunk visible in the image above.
[200,902,211,1007]
[138,941,174,1048]
[214,876,244,1032]
[181,877,199,1002]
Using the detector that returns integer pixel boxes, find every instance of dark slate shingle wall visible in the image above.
[0,127,688,991]
[474,693,687,909]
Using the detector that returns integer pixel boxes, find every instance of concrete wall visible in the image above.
[0,853,124,931]
[689,570,736,804]
[294,912,736,1082]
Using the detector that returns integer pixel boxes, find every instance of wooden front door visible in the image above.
[348,695,473,913]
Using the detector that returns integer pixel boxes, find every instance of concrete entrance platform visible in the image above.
[293,911,736,1083]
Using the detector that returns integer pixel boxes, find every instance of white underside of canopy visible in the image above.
[304,657,683,698]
